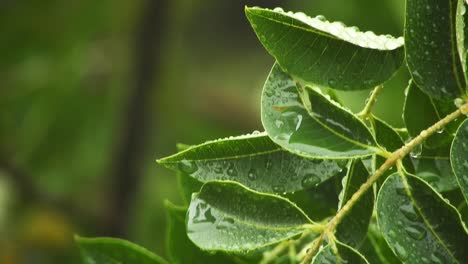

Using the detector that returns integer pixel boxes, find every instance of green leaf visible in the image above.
[376,173,468,263]
[335,159,374,247]
[245,7,404,91]
[413,143,459,192]
[158,132,346,194]
[372,115,415,186]
[312,241,369,264]
[165,201,234,264]
[403,80,455,148]
[187,181,313,252]
[405,0,466,99]
[451,119,468,204]
[456,0,468,75]
[360,222,401,264]
[261,64,378,159]
[177,173,203,205]
[76,236,168,264]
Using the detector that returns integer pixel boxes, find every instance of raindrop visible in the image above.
[454,98,464,108]
[410,143,422,158]
[393,242,408,260]
[405,225,427,240]
[301,173,321,187]
[214,166,223,174]
[328,78,336,87]
[399,204,420,222]
[430,252,445,264]
[436,128,444,134]
[227,163,238,177]
[247,169,257,181]
[275,120,284,128]
[179,160,198,174]
[273,185,285,193]
[315,15,326,21]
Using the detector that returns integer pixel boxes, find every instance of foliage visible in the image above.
[77,2,468,263]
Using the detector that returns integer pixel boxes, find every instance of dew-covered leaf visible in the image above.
[335,159,373,247]
[412,143,458,192]
[312,241,369,264]
[376,173,468,263]
[76,236,168,264]
[187,181,313,252]
[158,132,346,194]
[403,80,456,148]
[372,116,415,186]
[405,0,466,99]
[261,64,378,159]
[165,201,234,264]
[451,119,468,203]
[360,222,401,264]
[245,7,404,91]
[456,0,468,75]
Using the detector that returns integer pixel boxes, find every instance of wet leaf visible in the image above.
[158,132,346,194]
[376,173,468,263]
[335,160,374,247]
[312,241,369,264]
[360,222,401,264]
[76,236,168,264]
[451,119,468,204]
[187,181,313,252]
[372,116,415,184]
[261,64,378,159]
[405,0,466,99]
[165,201,233,264]
[245,7,404,91]
[403,80,455,148]
[413,143,458,192]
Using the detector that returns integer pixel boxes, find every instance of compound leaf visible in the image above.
[405,0,466,99]
[376,173,468,263]
[245,7,404,91]
[158,132,345,194]
[261,64,378,159]
[76,236,168,264]
[187,181,313,252]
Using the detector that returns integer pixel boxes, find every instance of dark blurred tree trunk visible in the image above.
[105,0,168,237]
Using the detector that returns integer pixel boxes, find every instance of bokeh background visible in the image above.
[0,0,408,263]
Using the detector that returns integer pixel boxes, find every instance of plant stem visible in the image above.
[358,85,384,118]
[300,103,468,264]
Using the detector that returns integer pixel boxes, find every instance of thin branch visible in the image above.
[301,103,468,264]
[358,85,384,118]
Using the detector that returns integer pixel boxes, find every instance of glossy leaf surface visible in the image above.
[261,64,377,159]
[76,236,168,264]
[165,201,233,264]
[413,143,458,192]
[336,160,373,247]
[405,0,466,99]
[312,241,369,264]
[245,7,404,91]
[372,116,415,187]
[362,223,401,264]
[451,119,468,203]
[158,133,345,194]
[187,181,312,252]
[404,80,454,148]
[377,173,468,263]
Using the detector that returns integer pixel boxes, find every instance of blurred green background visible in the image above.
[0,0,408,263]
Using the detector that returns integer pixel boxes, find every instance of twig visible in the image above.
[358,85,384,118]
[300,103,468,263]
